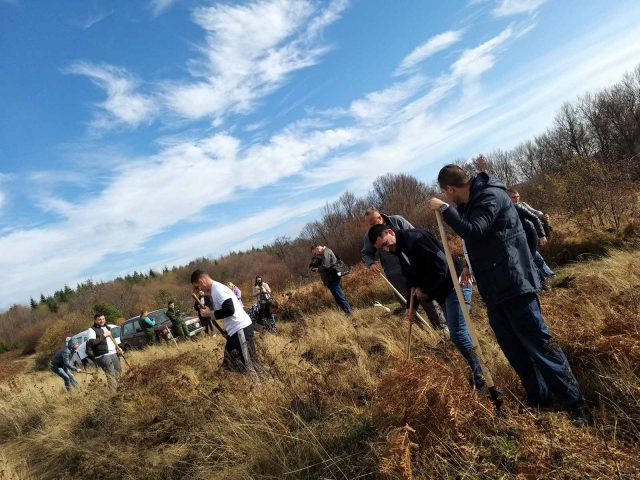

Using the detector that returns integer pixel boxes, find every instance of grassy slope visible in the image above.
[1,250,640,479]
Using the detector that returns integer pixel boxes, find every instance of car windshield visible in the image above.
[148,310,168,323]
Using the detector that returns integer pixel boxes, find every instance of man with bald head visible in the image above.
[361,208,446,329]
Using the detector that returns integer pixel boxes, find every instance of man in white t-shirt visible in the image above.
[190,269,258,373]
[86,312,122,386]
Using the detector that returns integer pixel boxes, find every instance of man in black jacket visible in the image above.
[361,209,446,329]
[429,165,587,425]
[87,312,122,387]
[194,290,216,335]
[368,224,485,390]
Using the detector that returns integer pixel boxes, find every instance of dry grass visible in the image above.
[1,250,640,479]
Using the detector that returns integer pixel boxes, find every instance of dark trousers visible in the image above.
[223,324,258,372]
[51,365,79,391]
[386,273,446,328]
[172,320,190,340]
[487,293,583,407]
[326,278,352,314]
[201,316,215,335]
[143,328,155,345]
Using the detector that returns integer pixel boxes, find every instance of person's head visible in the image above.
[191,269,213,292]
[255,276,262,286]
[198,290,205,297]
[506,188,520,203]
[227,282,235,290]
[94,312,106,326]
[267,299,280,315]
[364,208,384,227]
[67,338,79,350]
[311,245,324,256]
[140,309,148,318]
[168,300,175,310]
[437,164,472,204]
[367,224,398,252]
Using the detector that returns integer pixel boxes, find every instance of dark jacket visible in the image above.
[51,346,78,371]
[194,296,214,321]
[513,202,545,238]
[392,228,463,305]
[442,173,540,306]
[317,247,339,286]
[86,324,112,360]
[361,214,414,276]
[166,308,184,324]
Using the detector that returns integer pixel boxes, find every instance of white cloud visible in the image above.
[149,0,178,18]
[65,62,158,131]
[163,0,348,124]
[0,191,5,211]
[451,26,512,81]
[494,0,547,17]
[394,30,464,76]
[69,10,113,30]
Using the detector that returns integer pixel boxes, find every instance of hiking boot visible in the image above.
[568,403,590,427]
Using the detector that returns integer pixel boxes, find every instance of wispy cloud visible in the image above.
[65,62,158,131]
[69,10,113,30]
[149,0,178,18]
[394,30,465,76]
[451,26,512,82]
[163,0,348,125]
[494,0,547,17]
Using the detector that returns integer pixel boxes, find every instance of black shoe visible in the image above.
[568,403,590,427]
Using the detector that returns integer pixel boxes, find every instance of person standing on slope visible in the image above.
[51,338,81,392]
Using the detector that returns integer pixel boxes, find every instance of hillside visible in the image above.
[1,248,639,479]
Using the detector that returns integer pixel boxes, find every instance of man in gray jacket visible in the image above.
[51,338,81,391]
[361,209,446,329]
[311,245,352,315]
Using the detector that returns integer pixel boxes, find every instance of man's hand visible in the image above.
[116,346,123,355]
[460,267,473,287]
[103,330,112,338]
[200,306,212,318]
[427,198,446,211]
[369,264,381,275]
[414,288,428,300]
[538,236,548,247]
[311,268,318,272]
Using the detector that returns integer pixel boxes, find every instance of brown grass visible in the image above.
[1,249,640,479]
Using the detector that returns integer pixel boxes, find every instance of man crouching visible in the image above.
[190,269,259,376]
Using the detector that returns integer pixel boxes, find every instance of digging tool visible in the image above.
[435,210,504,413]
[192,293,227,337]
[405,288,415,359]
[117,346,130,369]
[379,274,434,331]
[75,370,95,376]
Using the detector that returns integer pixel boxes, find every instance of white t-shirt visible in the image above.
[210,281,252,337]
[87,326,117,358]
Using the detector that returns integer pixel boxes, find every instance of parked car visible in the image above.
[119,308,204,351]
[66,324,121,369]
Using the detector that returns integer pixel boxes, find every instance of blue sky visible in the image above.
[1,0,640,307]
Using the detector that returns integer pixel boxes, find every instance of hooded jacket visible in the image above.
[391,228,463,305]
[442,173,540,306]
[361,214,414,276]
[51,339,79,371]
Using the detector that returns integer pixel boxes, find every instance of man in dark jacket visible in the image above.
[368,224,485,390]
[167,300,190,340]
[194,290,216,335]
[310,245,352,315]
[87,312,122,387]
[361,209,446,329]
[51,338,80,391]
[429,166,588,425]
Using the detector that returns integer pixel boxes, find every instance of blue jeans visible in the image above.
[327,278,352,314]
[51,365,79,391]
[487,293,583,407]
[441,285,485,389]
[533,251,555,278]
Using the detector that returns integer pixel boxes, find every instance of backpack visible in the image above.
[333,254,350,278]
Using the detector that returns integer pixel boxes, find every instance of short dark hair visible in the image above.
[190,269,207,284]
[94,312,104,320]
[310,245,321,251]
[506,187,519,195]
[368,223,392,245]
[168,300,174,306]
[438,164,470,189]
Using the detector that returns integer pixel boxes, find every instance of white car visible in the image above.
[65,324,121,368]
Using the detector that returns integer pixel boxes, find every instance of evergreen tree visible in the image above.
[30,297,38,310]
